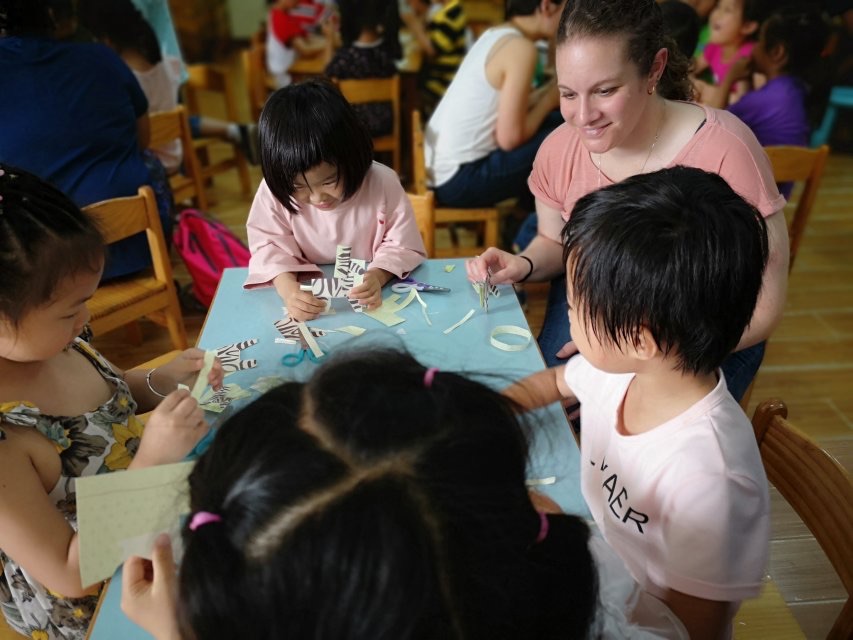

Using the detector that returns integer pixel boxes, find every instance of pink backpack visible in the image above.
[173,209,250,307]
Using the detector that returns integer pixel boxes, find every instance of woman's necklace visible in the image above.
[596,101,666,188]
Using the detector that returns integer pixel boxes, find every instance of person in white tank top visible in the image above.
[425,0,566,209]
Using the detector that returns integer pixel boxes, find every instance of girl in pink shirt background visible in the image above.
[244,79,426,321]
[692,0,770,106]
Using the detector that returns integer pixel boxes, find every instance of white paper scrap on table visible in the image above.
[331,325,367,336]
[76,461,193,585]
[443,309,475,335]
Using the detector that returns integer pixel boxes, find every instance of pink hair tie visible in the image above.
[535,511,549,544]
[423,367,439,388]
[189,511,222,531]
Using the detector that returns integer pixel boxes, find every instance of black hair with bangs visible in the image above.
[0,164,105,328]
[562,166,769,376]
[259,79,374,214]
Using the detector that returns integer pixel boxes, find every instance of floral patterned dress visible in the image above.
[0,338,144,640]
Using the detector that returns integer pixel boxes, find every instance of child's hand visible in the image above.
[121,534,180,640]
[158,348,224,392]
[725,55,753,84]
[349,271,384,310]
[134,389,208,468]
[284,289,327,321]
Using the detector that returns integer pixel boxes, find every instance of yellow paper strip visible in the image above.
[489,325,532,352]
[297,321,324,358]
[190,350,216,400]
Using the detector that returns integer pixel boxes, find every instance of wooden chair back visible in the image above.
[411,110,499,257]
[183,64,252,196]
[243,29,274,122]
[750,398,853,640]
[335,75,402,174]
[407,190,435,258]
[764,145,830,271]
[84,186,188,351]
[149,105,207,210]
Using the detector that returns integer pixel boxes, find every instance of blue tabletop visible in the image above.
[89,259,585,639]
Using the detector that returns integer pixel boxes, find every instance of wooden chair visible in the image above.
[183,64,252,196]
[149,105,208,211]
[407,190,436,258]
[242,29,276,122]
[84,186,188,351]
[335,75,402,174]
[745,398,853,640]
[764,144,830,272]
[411,110,500,258]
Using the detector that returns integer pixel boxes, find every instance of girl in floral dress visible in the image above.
[0,164,223,639]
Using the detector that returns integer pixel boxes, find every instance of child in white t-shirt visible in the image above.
[505,166,772,640]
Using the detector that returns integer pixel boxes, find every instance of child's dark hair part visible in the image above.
[259,79,374,214]
[177,348,598,639]
[0,164,105,327]
[562,166,769,376]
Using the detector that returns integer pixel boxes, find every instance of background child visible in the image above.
[505,167,771,639]
[77,0,261,169]
[660,0,702,61]
[324,0,400,138]
[122,348,604,639]
[244,79,426,321]
[0,165,223,639]
[723,7,829,146]
[404,0,469,117]
[692,0,770,105]
[266,0,330,88]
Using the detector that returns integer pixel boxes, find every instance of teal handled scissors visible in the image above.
[281,333,323,367]
[391,277,451,294]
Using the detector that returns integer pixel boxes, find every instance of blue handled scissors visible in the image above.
[390,277,451,294]
[281,334,323,367]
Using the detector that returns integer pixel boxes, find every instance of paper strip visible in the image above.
[190,350,216,400]
[331,325,367,336]
[297,322,324,358]
[443,309,475,335]
[413,290,432,326]
[363,289,418,327]
[489,325,532,351]
[444,264,455,272]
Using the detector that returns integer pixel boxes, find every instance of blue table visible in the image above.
[88,259,585,639]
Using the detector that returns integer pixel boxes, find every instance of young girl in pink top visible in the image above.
[692,0,769,105]
[244,79,427,321]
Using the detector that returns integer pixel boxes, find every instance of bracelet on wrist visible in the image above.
[146,367,168,398]
[518,255,535,283]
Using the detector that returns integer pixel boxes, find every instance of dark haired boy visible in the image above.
[507,166,771,639]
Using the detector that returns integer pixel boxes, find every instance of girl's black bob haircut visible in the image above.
[259,78,374,213]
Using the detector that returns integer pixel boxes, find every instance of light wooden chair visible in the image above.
[84,186,188,351]
[411,110,500,258]
[407,190,436,258]
[764,144,830,272]
[242,29,276,122]
[183,64,252,197]
[148,105,208,211]
[335,75,402,174]
[741,398,853,640]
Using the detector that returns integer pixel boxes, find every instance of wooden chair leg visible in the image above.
[124,321,144,346]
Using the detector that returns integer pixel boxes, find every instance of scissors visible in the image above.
[281,331,323,367]
[391,277,451,294]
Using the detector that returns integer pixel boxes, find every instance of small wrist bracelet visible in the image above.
[518,255,535,283]
[146,367,168,398]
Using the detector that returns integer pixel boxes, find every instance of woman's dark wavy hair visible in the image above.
[0,164,105,327]
[178,348,598,640]
[557,0,693,101]
[562,166,769,376]
[259,78,374,214]
[76,0,162,65]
